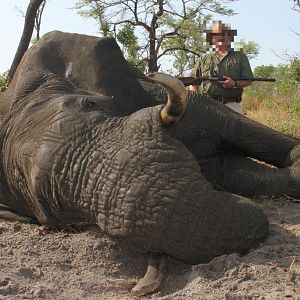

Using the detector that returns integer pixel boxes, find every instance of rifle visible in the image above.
[178,76,276,86]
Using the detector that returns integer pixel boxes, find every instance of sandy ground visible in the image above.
[0,197,299,300]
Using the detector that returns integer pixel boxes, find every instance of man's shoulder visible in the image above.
[229,50,248,59]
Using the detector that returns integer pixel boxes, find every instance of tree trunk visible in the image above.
[7,0,45,83]
[148,32,158,72]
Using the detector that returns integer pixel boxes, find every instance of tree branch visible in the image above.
[155,29,181,54]
[157,46,203,59]
[7,0,45,83]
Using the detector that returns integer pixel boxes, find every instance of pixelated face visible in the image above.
[212,31,234,46]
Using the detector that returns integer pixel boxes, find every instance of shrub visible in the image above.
[243,63,300,138]
[0,71,8,93]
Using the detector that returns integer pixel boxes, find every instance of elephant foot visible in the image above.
[131,252,166,296]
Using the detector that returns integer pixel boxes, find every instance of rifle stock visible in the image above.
[178,76,276,86]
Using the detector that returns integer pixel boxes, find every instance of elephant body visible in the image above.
[0,31,299,264]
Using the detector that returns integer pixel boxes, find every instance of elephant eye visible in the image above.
[81,98,100,111]
[87,100,97,108]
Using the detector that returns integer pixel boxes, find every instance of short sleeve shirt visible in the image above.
[193,51,253,98]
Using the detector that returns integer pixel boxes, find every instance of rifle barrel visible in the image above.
[178,76,276,86]
[218,77,276,82]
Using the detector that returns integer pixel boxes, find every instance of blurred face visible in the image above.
[212,31,233,51]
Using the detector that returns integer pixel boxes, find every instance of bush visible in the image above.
[243,63,300,137]
[290,58,300,82]
[0,71,8,93]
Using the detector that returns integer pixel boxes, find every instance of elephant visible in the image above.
[0,30,299,296]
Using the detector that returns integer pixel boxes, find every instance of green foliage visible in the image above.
[73,0,111,36]
[72,0,239,73]
[0,71,8,93]
[287,94,300,117]
[274,64,298,94]
[243,90,300,137]
[289,58,300,82]
[161,15,208,75]
[243,62,300,137]
[31,37,39,45]
[247,63,299,101]
[116,24,139,66]
[253,65,276,78]
[234,40,260,60]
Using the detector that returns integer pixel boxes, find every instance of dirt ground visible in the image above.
[0,197,299,300]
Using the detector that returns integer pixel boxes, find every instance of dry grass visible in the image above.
[242,88,300,138]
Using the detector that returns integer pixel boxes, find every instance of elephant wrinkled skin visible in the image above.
[0,31,299,271]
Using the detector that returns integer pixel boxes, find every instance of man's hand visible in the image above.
[218,76,253,89]
[219,75,235,88]
[189,84,199,92]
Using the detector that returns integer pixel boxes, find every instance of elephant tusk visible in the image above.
[131,252,166,296]
[146,72,188,126]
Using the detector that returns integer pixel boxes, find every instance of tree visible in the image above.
[234,40,259,60]
[16,0,47,41]
[7,0,47,83]
[253,63,299,96]
[253,65,276,78]
[164,28,260,75]
[292,0,300,12]
[290,0,300,38]
[74,0,110,36]
[116,24,141,69]
[289,58,300,82]
[0,71,8,93]
[159,14,209,75]
[73,0,237,72]
[34,0,47,41]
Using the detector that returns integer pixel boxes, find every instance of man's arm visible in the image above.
[238,53,254,88]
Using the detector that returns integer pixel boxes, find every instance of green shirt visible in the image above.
[193,51,253,98]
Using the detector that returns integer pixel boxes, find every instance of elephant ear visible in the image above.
[285,145,300,186]
[2,31,157,116]
[285,144,300,164]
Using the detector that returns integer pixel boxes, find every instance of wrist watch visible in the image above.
[234,81,238,88]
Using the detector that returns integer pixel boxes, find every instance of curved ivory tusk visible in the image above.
[146,72,189,126]
[131,252,166,296]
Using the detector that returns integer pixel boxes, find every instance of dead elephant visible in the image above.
[0,31,299,296]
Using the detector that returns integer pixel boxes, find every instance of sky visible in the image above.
[0,0,299,74]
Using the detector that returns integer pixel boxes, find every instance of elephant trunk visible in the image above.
[146,72,188,126]
[84,107,268,264]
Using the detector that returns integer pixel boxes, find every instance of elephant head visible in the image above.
[1,30,299,295]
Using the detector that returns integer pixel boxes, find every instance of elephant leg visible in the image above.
[131,252,166,296]
[217,152,300,198]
